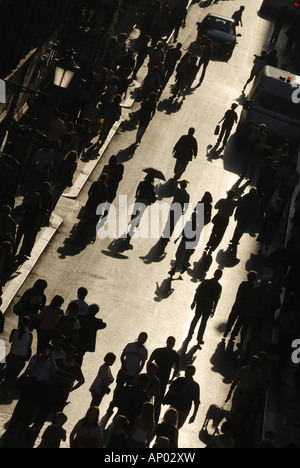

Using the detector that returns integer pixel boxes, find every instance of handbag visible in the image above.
[214,124,220,136]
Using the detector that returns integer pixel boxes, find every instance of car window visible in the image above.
[207,17,235,35]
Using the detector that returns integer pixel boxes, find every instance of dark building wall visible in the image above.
[0,0,81,77]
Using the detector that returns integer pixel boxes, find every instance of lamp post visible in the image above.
[54,49,80,89]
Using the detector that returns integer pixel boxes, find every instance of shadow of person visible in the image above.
[154,275,183,301]
[210,339,240,384]
[188,251,213,282]
[177,340,199,372]
[235,92,247,106]
[119,110,139,133]
[57,221,93,259]
[116,143,138,163]
[106,236,132,254]
[157,96,184,115]
[155,178,177,200]
[207,144,224,162]
[81,141,101,162]
[198,0,215,8]
[216,249,240,269]
[140,239,167,264]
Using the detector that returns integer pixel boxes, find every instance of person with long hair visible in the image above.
[151,407,179,448]
[70,406,103,448]
[1,316,33,400]
[128,401,155,448]
[89,352,116,407]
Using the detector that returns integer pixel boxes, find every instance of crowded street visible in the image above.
[0,0,300,451]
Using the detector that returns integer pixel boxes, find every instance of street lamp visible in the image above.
[54,49,80,89]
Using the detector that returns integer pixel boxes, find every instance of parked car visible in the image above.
[196,13,241,60]
[236,65,300,148]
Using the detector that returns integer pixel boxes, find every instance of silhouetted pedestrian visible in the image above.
[163,43,182,87]
[53,347,85,415]
[52,150,78,206]
[161,180,190,246]
[232,6,245,27]
[163,364,200,428]
[214,103,238,150]
[128,401,155,448]
[37,412,68,448]
[257,198,283,254]
[138,1,162,41]
[132,35,151,81]
[102,155,124,204]
[205,190,239,253]
[55,302,81,349]
[136,91,157,144]
[168,194,211,276]
[89,352,116,407]
[243,51,267,92]
[223,271,258,339]
[151,407,179,448]
[226,355,263,423]
[188,269,223,346]
[170,0,187,42]
[36,295,64,354]
[270,7,288,44]
[76,304,107,366]
[84,173,109,224]
[106,414,129,448]
[149,336,180,420]
[128,174,157,239]
[70,406,102,448]
[27,142,54,192]
[3,346,58,444]
[15,192,43,261]
[230,187,259,248]
[172,127,198,179]
[110,332,148,411]
[98,94,122,145]
[36,182,53,227]
[113,374,150,430]
[1,316,33,400]
[196,38,213,86]
[142,66,161,98]
[13,279,47,330]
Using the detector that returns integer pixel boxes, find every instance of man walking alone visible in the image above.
[188,269,223,347]
[172,127,198,179]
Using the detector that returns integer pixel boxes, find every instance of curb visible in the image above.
[1,2,194,315]
[1,213,63,314]
[262,146,300,445]
[61,79,141,199]
[62,119,123,199]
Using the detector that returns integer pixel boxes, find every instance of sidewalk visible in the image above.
[262,148,300,448]
[0,2,191,316]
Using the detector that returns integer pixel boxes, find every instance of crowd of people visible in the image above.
[0,0,300,450]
